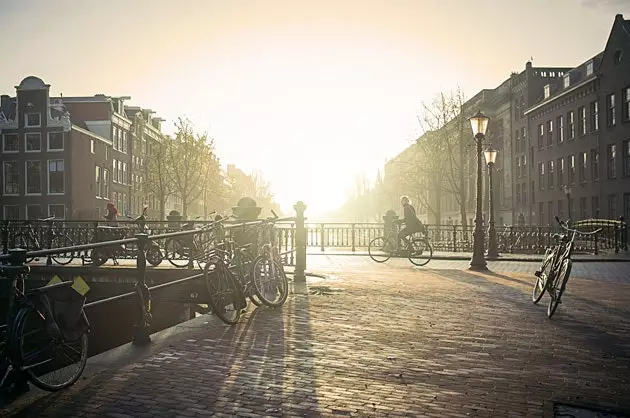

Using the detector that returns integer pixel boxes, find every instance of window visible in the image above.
[538,124,544,149]
[26,205,42,220]
[47,132,63,151]
[48,159,65,194]
[608,144,617,179]
[521,127,526,151]
[25,133,41,151]
[609,194,617,218]
[557,115,564,143]
[568,155,576,184]
[539,202,545,225]
[122,162,127,184]
[3,162,19,195]
[90,139,95,154]
[607,94,616,127]
[522,183,527,205]
[624,86,630,122]
[539,163,545,189]
[558,157,565,186]
[118,161,123,184]
[563,73,570,88]
[2,134,18,152]
[113,128,118,151]
[568,111,575,139]
[625,193,630,222]
[95,166,102,197]
[112,159,118,183]
[578,106,586,135]
[25,161,42,194]
[586,61,594,76]
[25,113,41,127]
[122,131,128,154]
[591,149,600,181]
[544,84,551,99]
[516,158,521,178]
[624,140,630,177]
[580,197,587,220]
[531,181,535,204]
[579,152,587,183]
[516,187,521,204]
[592,196,600,218]
[515,130,520,153]
[105,146,109,160]
[3,206,19,220]
[103,169,110,199]
[548,160,555,188]
[49,204,65,220]
[590,101,599,131]
[547,120,553,146]
[548,201,554,226]
[558,200,565,219]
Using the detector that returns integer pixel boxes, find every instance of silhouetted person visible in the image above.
[104,201,118,226]
[395,196,425,251]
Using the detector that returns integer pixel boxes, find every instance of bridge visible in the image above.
[0,204,629,416]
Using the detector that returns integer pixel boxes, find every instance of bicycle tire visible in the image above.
[203,261,242,325]
[251,256,289,308]
[408,238,432,266]
[238,250,262,307]
[13,234,36,263]
[532,249,555,304]
[51,235,75,265]
[13,306,88,391]
[146,245,164,267]
[547,258,572,318]
[164,239,189,268]
[368,237,394,263]
[90,249,107,266]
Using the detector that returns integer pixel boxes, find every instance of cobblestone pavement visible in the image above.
[5,262,630,417]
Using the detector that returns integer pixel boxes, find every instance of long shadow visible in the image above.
[433,269,630,358]
[8,279,321,417]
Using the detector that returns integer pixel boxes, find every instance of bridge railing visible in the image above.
[0,204,309,347]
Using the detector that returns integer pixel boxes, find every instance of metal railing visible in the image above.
[0,209,309,346]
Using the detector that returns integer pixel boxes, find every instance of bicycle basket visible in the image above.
[38,285,89,341]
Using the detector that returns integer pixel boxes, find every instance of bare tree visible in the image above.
[145,138,175,220]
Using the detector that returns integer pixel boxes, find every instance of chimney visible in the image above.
[526,61,532,70]
[1,95,11,114]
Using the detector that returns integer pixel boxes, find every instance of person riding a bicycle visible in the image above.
[394,196,425,251]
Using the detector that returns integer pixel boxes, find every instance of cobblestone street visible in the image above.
[5,259,630,417]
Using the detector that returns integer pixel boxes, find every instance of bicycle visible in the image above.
[0,252,89,393]
[532,216,602,318]
[164,215,217,268]
[202,248,248,325]
[249,211,290,307]
[368,223,433,266]
[11,217,75,265]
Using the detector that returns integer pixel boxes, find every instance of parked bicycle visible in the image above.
[164,215,217,268]
[0,255,89,394]
[368,223,433,266]
[11,217,75,265]
[532,216,602,318]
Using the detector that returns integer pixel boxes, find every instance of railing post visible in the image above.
[351,224,356,252]
[320,224,325,252]
[594,231,599,255]
[614,222,619,254]
[187,231,195,270]
[1,220,8,255]
[452,225,457,252]
[294,201,307,283]
[133,233,152,345]
[46,220,54,266]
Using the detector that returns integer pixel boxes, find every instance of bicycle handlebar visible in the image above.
[555,216,603,236]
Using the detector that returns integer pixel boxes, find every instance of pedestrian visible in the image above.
[104,201,119,226]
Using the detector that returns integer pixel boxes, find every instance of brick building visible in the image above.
[525,14,630,225]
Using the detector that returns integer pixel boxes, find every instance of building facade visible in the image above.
[525,14,630,225]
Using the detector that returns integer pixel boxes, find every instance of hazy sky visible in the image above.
[1,0,628,217]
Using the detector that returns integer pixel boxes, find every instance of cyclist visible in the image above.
[395,196,425,251]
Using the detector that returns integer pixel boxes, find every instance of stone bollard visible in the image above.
[294,201,307,283]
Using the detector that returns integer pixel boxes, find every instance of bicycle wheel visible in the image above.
[547,258,572,318]
[368,237,394,263]
[51,235,75,265]
[408,238,432,266]
[13,306,88,391]
[146,245,164,267]
[251,256,289,307]
[532,249,555,304]
[13,234,36,263]
[238,250,262,307]
[165,239,189,268]
[203,261,242,325]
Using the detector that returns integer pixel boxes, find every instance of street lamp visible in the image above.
[484,146,499,259]
[562,185,572,221]
[469,110,489,271]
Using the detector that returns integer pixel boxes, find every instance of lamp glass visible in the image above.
[469,111,489,136]
[484,147,498,165]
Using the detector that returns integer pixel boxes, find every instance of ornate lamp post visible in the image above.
[484,146,499,259]
[469,111,490,271]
